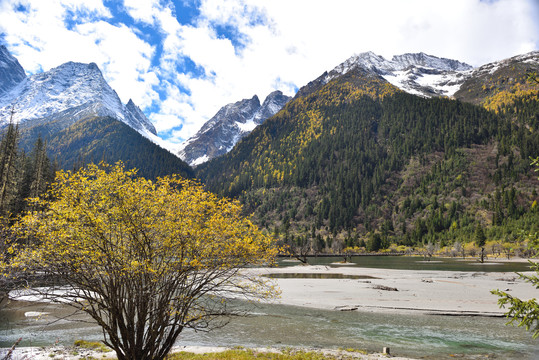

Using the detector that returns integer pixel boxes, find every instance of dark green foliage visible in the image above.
[11,136,55,215]
[492,158,539,339]
[0,119,19,215]
[0,126,55,218]
[0,115,193,218]
[474,224,487,247]
[367,233,382,252]
[18,116,193,180]
[196,73,539,248]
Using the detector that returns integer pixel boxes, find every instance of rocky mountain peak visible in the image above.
[198,95,261,135]
[178,91,291,166]
[0,48,156,140]
[391,52,472,71]
[334,51,473,76]
[317,51,474,98]
[0,45,27,96]
[125,99,157,136]
[254,90,290,124]
[47,61,104,80]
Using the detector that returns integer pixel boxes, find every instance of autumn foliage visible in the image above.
[4,162,278,360]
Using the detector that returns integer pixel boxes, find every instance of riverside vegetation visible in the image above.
[167,348,370,360]
[11,342,375,360]
[1,162,278,360]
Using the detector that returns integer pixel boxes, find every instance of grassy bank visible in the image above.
[167,348,370,360]
[4,345,387,360]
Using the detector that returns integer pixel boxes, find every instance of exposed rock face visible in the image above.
[303,50,539,102]
[0,45,26,96]
[453,51,539,105]
[178,90,291,166]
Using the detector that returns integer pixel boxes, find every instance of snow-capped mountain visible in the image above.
[320,50,539,101]
[178,52,477,166]
[0,45,26,96]
[0,52,156,140]
[178,90,291,166]
[453,51,539,104]
[470,51,539,77]
[186,50,537,168]
[318,51,473,98]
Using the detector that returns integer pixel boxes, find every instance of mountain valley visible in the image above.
[196,51,539,253]
[0,45,538,253]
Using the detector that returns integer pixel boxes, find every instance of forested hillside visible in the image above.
[197,67,539,253]
[18,116,194,180]
[0,114,194,223]
[0,120,55,219]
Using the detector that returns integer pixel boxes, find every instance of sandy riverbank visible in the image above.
[3,260,537,359]
[248,262,537,316]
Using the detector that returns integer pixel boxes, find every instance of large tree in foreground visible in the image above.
[3,162,278,360]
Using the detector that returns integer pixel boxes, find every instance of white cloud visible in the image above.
[123,0,160,25]
[1,0,537,149]
[150,80,191,134]
[74,21,159,107]
[159,0,538,142]
[0,0,159,108]
[0,0,112,70]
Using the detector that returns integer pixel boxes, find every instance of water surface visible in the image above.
[278,255,534,272]
[1,299,537,360]
[1,256,536,359]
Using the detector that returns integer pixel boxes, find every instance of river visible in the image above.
[1,256,537,359]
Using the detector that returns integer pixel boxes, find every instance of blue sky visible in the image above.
[0,0,538,151]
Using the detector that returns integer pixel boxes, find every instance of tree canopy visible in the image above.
[492,157,539,339]
[3,162,278,360]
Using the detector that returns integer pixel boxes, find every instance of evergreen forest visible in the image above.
[17,115,193,180]
[0,114,194,222]
[196,68,539,255]
[1,60,538,258]
[0,119,55,220]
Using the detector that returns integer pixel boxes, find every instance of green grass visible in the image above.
[166,348,364,360]
[69,342,368,359]
[73,339,111,353]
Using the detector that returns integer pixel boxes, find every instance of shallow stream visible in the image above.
[1,299,537,359]
[1,256,537,359]
[278,255,535,272]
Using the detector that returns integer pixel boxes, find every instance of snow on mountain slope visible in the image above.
[391,52,471,72]
[383,67,470,97]
[0,57,156,138]
[465,50,539,79]
[124,98,157,137]
[0,45,26,96]
[322,51,473,98]
[178,90,291,166]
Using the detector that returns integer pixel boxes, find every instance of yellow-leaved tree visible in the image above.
[3,162,278,360]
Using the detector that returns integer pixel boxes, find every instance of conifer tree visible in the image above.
[474,224,487,248]
[492,157,539,339]
[0,108,19,215]
[28,136,51,201]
